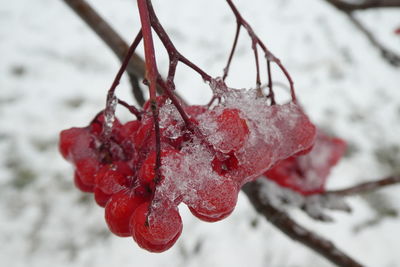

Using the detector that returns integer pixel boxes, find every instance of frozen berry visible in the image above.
[94,187,112,207]
[75,157,101,186]
[188,178,238,222]
[131,202,182,251]
[105,190,146,237]
[95,161,132,194]
[59,127,92,161]
[73,172,94,193]
[214,108,249,152]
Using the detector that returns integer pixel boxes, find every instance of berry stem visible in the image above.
[117,99,142,120]
[225,0,296,102]
[104,30,143,123]
[137,0,163,188]
[137,0,158,101]
[223,22,241,81]
[146,0,213,83]
[266,59,275,105]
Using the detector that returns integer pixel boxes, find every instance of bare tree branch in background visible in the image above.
[346,13,400,66]
[324,0,400,67]
[243,181,364,267]
[325,175,400,196]
[325,0,400,11]
[64,0,146,105]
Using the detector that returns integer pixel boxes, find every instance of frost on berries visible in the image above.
[59,87,317,252]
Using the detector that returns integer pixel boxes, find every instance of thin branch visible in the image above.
[106,31,143,105]
[324,175,400,196]
[146,0,213,83]
[325,0,400,11]
[243,181,364,267]
[346,13,400,66]
[323,0,400,67]
[117,99,142,120]
[223,22,241,81]
[225,0,296,102]
[63,0,146,105]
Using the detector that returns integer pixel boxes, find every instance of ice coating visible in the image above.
[209,76,228,97]
[196,88,316,185]
[104,95,118,138]
[153,88,316,215]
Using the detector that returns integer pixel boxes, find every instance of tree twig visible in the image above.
[346,12,400,66]
[325,175,400,196]
[325,0,400,11]
[63,0,146,105]
[324,0,400,67]
[243,181,364,267]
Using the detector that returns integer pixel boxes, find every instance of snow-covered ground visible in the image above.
[1,0,400,266]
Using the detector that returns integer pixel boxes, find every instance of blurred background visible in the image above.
[1,0,400,266]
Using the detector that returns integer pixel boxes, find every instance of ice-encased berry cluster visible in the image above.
[59,89,316,252]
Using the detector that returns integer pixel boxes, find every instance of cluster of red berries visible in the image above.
[60,91,319,252]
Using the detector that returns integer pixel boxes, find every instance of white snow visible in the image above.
[1,0,400,266]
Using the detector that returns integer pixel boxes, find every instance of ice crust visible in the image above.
[154,88,316,214]
[104,95,118,137]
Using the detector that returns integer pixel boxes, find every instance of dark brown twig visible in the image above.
[346,13,400,67]
[325,0,400,11]
[324,0,400,67]
[325,175,400,196]
[243,181,364,267]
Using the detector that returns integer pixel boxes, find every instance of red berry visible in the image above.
[138,149,181,186]
[131,202,182,251]
[133,226,181,253]
[211,153,239,176]
[75,157,101,186]
[188,178,238,222]
[59,127,92,161]
[73,172,94,193]
[105,190,146,237]
[94,187,112,207]
[214,108,249,152]
[95,161,132,194]
[134,118,155,150]
[120,120,141,141]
